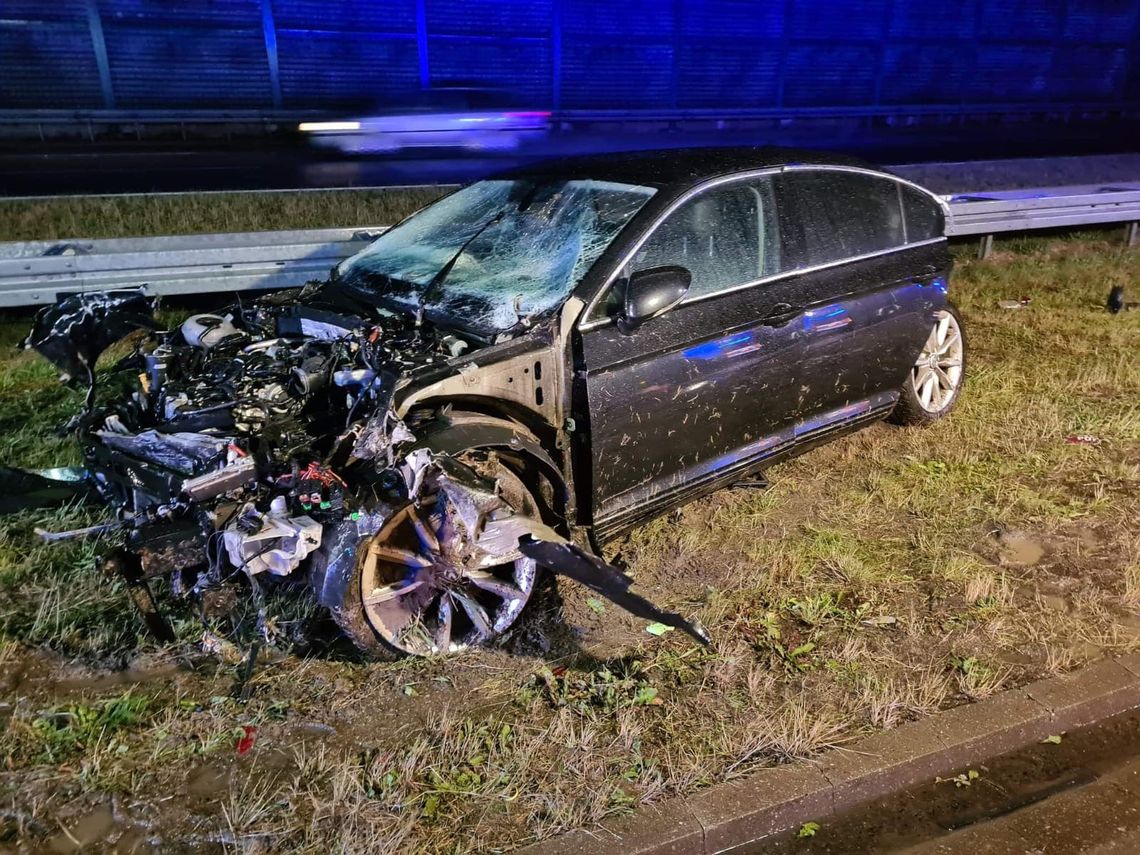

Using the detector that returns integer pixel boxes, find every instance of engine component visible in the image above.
[96,430,230,475]
[440,334,469,357]
[223,496,322,576]
[181,314,243,350]
[182,456,257,501]
[290,356,331,395]
[143,345,172,394]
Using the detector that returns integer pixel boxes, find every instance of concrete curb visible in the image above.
[517,655,1140,855]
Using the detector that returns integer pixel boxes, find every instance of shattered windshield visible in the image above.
[336,178,656,335]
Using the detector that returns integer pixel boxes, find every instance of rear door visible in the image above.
[773,168,949,431]
[575,174,807,537]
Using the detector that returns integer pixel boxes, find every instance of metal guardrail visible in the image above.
[944,183,1140,235]
[0,183,1137,307]
[0,228,385,307]
[942,183,1140,258]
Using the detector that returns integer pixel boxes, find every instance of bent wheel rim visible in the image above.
[911,309,963,414]
[359,477,537,657]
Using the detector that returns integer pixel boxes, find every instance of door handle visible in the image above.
[759,303,803,327]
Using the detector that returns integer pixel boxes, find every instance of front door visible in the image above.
[575,175,806,538]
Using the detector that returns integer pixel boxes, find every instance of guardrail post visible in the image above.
[1126,222,1139,248]
[977,234,994,260]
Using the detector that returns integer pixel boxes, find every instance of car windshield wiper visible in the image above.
[415,210,506,326]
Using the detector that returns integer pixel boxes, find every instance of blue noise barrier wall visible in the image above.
[1,0,1137,115]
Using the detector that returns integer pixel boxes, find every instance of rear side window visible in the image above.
[779,171,905,267]
[900,184,945,242]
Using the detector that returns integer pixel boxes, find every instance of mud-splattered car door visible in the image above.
[575,174,808,540]
[773,168,950,427]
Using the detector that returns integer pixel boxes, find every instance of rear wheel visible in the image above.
[890,304,966,426]
[309,453,540,659]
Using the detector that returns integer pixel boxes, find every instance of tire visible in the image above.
[308,452,542,660]
[890,303,967,426]
[308,501,401,660]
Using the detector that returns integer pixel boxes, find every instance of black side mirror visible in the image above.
[618,265,691,332]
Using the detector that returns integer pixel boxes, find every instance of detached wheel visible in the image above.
[891,304,966,425]
[309,454,540,659]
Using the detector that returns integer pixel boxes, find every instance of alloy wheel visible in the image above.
[911,309,964,413]
[358,478,537,657]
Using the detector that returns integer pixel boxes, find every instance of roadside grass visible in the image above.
[0,233,1137,852]
[0,187,446,242]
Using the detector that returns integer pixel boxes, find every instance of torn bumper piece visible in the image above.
[519,537,711,646]
[416,452,711,647]
[23,288,155,387]
[0,466,97,514]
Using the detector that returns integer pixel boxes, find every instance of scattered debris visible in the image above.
[1041,734,1064,745]
[201,631,245,665]
[518,536,709,645]
[234,725,257,756]
[997,296,1031,309]
[861,615,899,628]
[22,289,156,407]
[732,473,770,490]
[936,769,981,788]
[1065,434,1102,446]
[0,466,95,514]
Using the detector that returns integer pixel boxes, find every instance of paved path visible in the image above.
[903,757,1140,853]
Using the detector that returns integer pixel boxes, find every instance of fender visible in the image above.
[408,410,570,519]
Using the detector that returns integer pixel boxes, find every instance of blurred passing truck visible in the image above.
[299,87,552,154]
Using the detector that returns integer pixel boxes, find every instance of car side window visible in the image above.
[633,178,780,297]
[779,171,905,267]
[900,183,945,242]
[588,176,787,321]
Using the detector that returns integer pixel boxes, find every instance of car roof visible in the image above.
[498,146,885,191]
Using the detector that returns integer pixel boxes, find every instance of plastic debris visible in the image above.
[0,466,96,514]
[235,725,258,755]
[1065,434,1102,446]
[997,296,1031,309]
[223,496,323,576]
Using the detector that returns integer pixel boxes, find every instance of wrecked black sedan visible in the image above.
[23,147,963,659]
